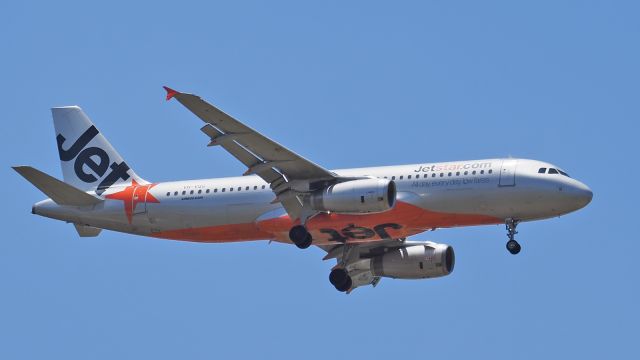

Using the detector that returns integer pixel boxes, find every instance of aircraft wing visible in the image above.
[164,87,338,220]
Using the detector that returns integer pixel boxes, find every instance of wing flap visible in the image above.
[199,124,283,183]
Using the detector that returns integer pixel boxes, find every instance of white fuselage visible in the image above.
[32,158,592,246]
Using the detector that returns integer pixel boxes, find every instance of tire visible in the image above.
[296,233,312,249]
[329,268,349,287]
[506,240,521,255]
[329,268,352,292]
[334,276,352,292]
[289,225,312,249]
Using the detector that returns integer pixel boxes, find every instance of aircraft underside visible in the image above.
[150,200,503,244]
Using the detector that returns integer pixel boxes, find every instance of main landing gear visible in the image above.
[289,225,312,249]
[329,268,352,292]
[505,218,521,255]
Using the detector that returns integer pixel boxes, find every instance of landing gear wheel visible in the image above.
[289,225,312,249]
[335,277,352,292]
[505,218,521,255]
[506,239,521,255]
[329,268,352,292]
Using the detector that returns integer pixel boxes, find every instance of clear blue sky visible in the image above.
[1,1,637,359]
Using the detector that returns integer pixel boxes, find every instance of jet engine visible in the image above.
[310,178,396,214]
[370,243,455,279]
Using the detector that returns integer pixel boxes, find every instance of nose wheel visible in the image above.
[506,239,521,254]
[505,218,521,255]
[289,225,312,249]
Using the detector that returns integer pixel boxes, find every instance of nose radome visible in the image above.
[570,181,593,208]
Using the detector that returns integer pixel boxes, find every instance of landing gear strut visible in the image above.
[329,268,352,292]
[289,225,312,249]
[505,218,521,255]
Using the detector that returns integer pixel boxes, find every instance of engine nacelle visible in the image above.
[371,243,455,279]
[310,178,396,214]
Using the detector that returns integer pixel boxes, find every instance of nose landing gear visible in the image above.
[505,218,521,255]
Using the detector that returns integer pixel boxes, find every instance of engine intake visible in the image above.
[371,243,455,279]
[310,178,396,214]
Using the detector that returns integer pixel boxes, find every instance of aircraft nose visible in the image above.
[568,181,593,209]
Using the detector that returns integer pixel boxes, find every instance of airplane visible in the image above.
[13,87,593,293]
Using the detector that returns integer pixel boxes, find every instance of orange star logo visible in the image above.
[105,179,160,224]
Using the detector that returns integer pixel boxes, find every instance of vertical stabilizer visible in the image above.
[52,106,145,195]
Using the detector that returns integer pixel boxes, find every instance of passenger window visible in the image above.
[174,191,178,196]
[214,189,218,193]
[246,186,249,190]
[198,189,202,194]
[182,191,186,195]
[166,192,170,196]
[262,185,266,189]
[472,171,476,175]
[464,171,468,175]
[254,186,258,190]
[448,172,452,177]
[440,173,444,177]
[488,169,493,174]
[480,170,484,174]
[230,187,233,192]
[190,190,194,194]
[549,168,559,174]
[399,176,403,180]
[238,187,242,191]
[538,168,547,174]
[392,176,396,180]
[206,189,210,194]
[408,175,412,179]
[222,188,226,192]
[432,173,436,178]
[456,172,460,176]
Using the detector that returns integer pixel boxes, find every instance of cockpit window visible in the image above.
[542,167,571,177]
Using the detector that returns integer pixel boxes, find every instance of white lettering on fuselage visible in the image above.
[179,184,206,200]
[412,177,491,188]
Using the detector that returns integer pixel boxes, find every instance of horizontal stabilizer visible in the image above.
[12,166,103,206]
[74,224,102,237]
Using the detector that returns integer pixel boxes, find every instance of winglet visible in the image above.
[163,86,179,101]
